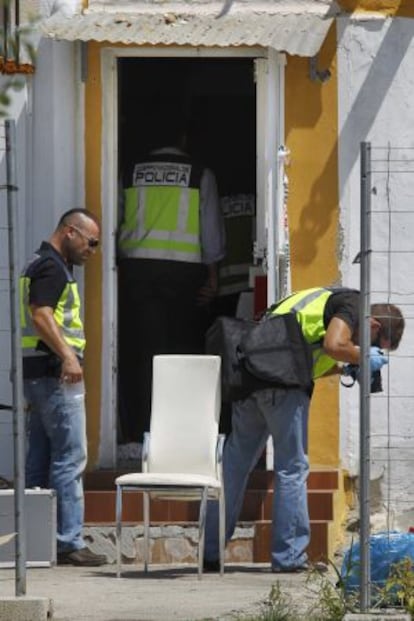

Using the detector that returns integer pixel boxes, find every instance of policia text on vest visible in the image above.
[133,163,191,187]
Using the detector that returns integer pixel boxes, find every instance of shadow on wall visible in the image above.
[287,18,414,267]
[285,32,337,268]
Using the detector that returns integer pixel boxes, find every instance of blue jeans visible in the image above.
[205,388,310,570]
[24,377,87,552]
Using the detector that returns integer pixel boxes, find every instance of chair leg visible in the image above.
[115,485,122,578]
[198,487,209,580]
[219,490,225,576]
[143,491,150,573]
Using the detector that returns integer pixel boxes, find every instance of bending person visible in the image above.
[204,287,404,573]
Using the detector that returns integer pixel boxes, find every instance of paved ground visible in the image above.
[0,562,334,621]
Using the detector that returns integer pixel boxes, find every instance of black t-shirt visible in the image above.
[324,289,360,335]
[23,242,73,378]
[27,242,68,308]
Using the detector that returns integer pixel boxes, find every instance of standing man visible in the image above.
[21,208,106,566]
[204,287,405,572]
[117,112,225,451]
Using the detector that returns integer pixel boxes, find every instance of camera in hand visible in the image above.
[343,364,383,393]
[370,369,383,393]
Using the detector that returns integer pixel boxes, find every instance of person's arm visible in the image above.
[30,305,83,382]
[320,363,344,377]
[322,316,361,365]
[199,168,225,265]
[197,168,225,305]
[323,313,389,383]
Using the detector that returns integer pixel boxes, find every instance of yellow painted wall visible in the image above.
[285,25,340,467]
[339,0,414,17]
[84,42,103,467]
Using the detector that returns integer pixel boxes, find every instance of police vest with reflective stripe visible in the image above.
[271,287,335,379]
[118,153,203,263]
[218,194,255,296]
[20,249,85,359]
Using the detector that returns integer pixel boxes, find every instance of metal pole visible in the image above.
[5,119,26,596]
[359,141,372,611]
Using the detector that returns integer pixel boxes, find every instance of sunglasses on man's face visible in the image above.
[70,224,99,248]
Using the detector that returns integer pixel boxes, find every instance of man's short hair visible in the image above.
[371,303,405,350]
[58,208,100,229]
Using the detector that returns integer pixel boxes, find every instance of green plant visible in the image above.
[203,555,413,621]
[237,582,299,621]
[304,561,359,621]
[230,561,360,621]
[376,557,414,617]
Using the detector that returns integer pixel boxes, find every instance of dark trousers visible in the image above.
[118,258,208,443]
[209,292,241,436]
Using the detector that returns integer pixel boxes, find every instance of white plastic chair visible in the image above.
[115,355,225,579]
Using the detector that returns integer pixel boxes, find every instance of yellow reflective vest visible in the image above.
[20,248,85,359]
[271,287,337,379]
[118,153,203,263]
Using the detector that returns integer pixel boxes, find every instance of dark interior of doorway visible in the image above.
[117,57,256,447]
[118,57,256,195]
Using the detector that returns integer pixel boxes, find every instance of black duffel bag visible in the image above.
[205,312,313,402]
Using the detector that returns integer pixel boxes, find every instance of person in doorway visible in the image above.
[21,208,107,567]
[117,107,225,455]
[214,193,255,319]
[203,287,405,573]
[212,192,256,436]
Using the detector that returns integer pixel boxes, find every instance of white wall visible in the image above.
[31,38,81,247]
[0,84,31,480]
[337,15,414,522]
[0,33,82,480]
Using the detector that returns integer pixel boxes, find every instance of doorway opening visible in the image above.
[116,57,256,460]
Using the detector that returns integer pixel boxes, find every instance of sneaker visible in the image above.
[57,546,107,567]
[203,559,220,573]
[272,561,328,574]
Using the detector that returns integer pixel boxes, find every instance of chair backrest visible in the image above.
[148,355,221,477]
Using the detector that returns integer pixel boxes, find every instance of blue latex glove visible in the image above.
[370,346,388,373]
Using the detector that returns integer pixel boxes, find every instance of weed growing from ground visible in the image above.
[233,557,413,621]
[208,556,414,621]
[237,582,299,621]
[305,561,359,621]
